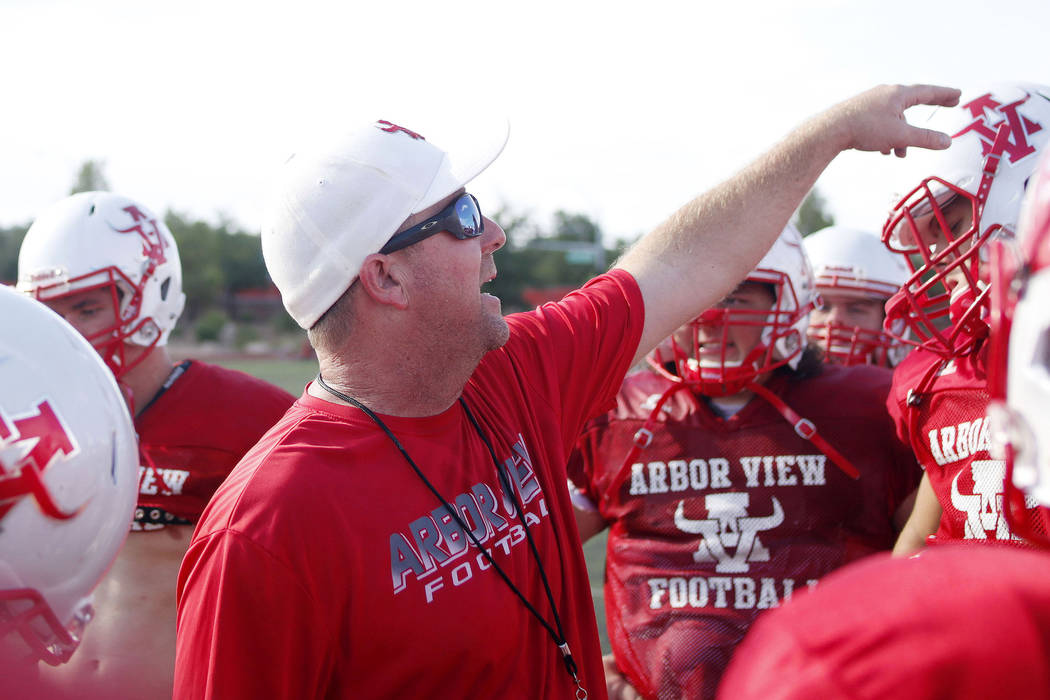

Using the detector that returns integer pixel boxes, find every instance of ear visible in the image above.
[357,253,410,310]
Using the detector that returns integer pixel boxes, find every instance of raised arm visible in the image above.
[616,84,961,366]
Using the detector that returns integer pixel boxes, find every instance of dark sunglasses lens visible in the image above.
[455,195,483,238]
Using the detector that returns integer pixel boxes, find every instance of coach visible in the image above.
[174,85,958,699]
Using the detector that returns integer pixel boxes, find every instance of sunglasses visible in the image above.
[380,193,484,254]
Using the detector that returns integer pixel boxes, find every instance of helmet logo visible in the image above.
[375,120,426,141]
[0,400,82,521]
[954,93,1044,164]
[114,205,168,268]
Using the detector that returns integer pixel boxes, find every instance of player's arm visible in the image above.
[604,653,644,700]
[891,472,942,556]
[892,487,918,532]
[616,84,960,366]
[573,502,608,543]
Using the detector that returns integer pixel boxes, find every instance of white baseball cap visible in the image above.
[262,118,509,329]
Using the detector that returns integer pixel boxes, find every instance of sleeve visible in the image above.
[885,368,914,453]
[174,530,333,700]
[566,427,599,505]
[889,425,923,507]
[503,269,644,454]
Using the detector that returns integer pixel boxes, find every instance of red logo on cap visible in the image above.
[0,400,82,521]
[376,120,426,141]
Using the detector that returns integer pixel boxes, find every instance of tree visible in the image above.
[70,159,110,194]
[487,207,615,311]
[794,188,835,236]
[0,224,29,283]
[164,211,225,319]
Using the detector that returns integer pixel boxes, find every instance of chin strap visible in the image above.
[603,382,695,508]
[745,381,860,480]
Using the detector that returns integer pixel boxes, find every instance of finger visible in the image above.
[903,126,952,151]
[895,146,907,158]
[901,84,962,109]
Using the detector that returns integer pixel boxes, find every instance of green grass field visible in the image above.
[211,355,612,653]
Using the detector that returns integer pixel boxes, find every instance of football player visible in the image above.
[568,224,919,699]
[1,285,138,694]
[883,83,1050,554]
[16,192,296,697]
[716,136,1050,700]
[804,226,910,366]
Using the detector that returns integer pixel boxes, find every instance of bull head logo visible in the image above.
[674,493,784,573]
[950,459,1011,540]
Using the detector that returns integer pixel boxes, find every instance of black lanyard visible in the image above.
[315,374,587,699]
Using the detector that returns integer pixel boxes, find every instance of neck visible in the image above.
[121,346,177,417]
[311,344,480,418]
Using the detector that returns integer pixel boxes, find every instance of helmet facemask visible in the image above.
[651,272,811,398]
[28,266,163,381]
[0,587,92,666]
[807,320,898,367]
[884,175,999,355]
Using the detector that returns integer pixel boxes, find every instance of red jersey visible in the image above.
[718,545,1050,699]
[888,342,1033,544]
[173,271,644,700]
[134,360,295,527]
[568,364,919,700]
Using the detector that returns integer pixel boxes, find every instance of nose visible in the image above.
[824,303,848,325]
[481,216,506,255]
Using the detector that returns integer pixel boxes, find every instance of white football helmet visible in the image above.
[989,147,1050,547]
[0,285,138,666]
[883,83,1050,358]
[17,191,186,379]
[804,226,909,366]
[651,223,817,396]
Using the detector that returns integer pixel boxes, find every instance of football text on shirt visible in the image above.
[389,434,549,604]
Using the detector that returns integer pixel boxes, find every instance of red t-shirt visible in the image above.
[134,360,296,526]
[174,271,644,700]
[568,364,919,700]
[718,545,1050,699]
[888,343,1036,544]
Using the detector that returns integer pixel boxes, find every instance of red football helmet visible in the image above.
[0,286,138,666]
[804,226,910,367]
[883,83,1050,358]
[650,224,816,397]
[988,147,1050,548]
[17,192,186,380]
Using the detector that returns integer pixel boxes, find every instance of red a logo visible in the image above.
[953,92,1044,163]
[113,205,168,267]
[376,120,426,141]
[0,400,81,521]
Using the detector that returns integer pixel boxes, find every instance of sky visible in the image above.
[2,0,1048,247]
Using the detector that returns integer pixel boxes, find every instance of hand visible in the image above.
[823,84,962,158]
[603,653,644,700]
